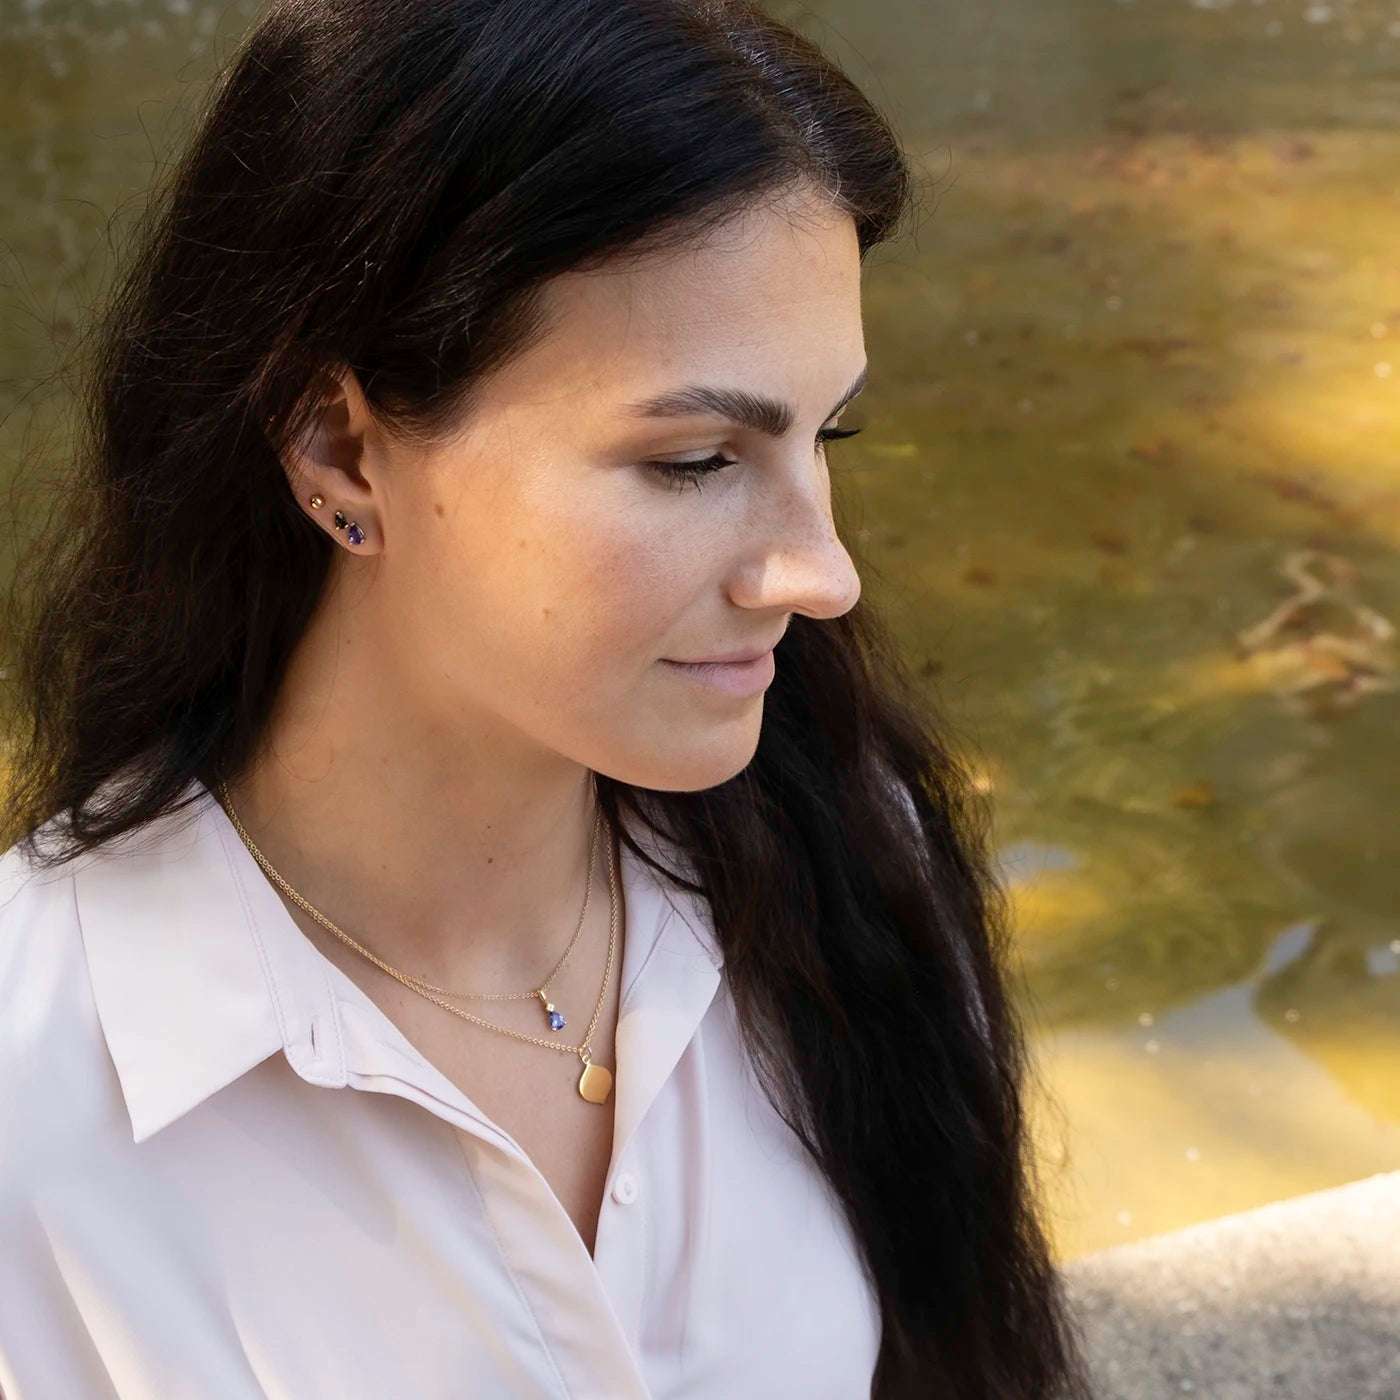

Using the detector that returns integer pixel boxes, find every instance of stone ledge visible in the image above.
[1059,1170,1400,1399]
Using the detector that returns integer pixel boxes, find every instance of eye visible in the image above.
[645,425,864,494]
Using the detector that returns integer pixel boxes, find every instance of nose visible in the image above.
[730,456,862,622]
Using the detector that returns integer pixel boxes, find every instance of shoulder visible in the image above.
[0,834,121,1195]
[0,833,87,988]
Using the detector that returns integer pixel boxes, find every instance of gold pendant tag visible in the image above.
[578,1059,613,1104]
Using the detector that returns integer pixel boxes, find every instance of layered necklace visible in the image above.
[214,778,617,1104]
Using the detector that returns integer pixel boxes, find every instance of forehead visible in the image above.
[483,192,865,420]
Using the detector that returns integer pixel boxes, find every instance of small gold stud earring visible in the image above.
[308,494,324,509]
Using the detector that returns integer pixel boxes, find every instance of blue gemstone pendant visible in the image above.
[537,988,566,1031]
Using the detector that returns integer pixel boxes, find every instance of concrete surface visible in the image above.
[1060,1170,1400,1399]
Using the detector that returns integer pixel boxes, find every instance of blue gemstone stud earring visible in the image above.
[310,495,365,547]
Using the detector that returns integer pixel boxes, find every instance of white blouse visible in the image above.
[0,777,882,1399]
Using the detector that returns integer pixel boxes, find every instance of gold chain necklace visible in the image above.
[213,778,617,1105]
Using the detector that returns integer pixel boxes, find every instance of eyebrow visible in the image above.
[622,363,869,438]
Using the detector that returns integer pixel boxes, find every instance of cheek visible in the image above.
[440,496,695,687]
[402,479,757,784]
[552,523,694,670]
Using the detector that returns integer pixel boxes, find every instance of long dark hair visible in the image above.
[1,2,1094,1395]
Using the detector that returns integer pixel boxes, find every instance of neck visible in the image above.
[217,608,610,994]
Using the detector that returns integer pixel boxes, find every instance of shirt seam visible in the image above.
[620,899,676,1010]
[656,884,723,971]
[317,961,349,1080]
[446,1126,577,1400]
[212,806,300,1065]
[341,1061,521,1158]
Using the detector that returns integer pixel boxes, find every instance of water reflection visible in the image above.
[3,0,1398,1261]
[1030,909,1400,1255]
[813,0,1400,1256]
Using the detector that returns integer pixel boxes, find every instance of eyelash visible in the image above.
[647,426,864,494]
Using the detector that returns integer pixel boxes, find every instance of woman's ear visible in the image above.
[279,364,382,554]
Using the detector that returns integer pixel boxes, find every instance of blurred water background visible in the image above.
[3,0,1398,1261]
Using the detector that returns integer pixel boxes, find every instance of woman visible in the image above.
[0,1,1095,1396]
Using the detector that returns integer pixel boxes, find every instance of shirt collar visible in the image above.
[75,775,721,1146]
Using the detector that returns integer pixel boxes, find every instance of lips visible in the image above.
[660,648,777,696]
[666,637,784,665]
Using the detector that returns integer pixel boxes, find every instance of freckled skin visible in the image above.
[331,182,863,794]
[235,181,866,989]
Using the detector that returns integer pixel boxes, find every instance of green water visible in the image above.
[5,0,1398,1259]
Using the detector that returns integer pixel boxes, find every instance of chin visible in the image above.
[607,714,764,793]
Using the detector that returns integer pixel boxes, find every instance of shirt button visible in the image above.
[611,1171,639,1205]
